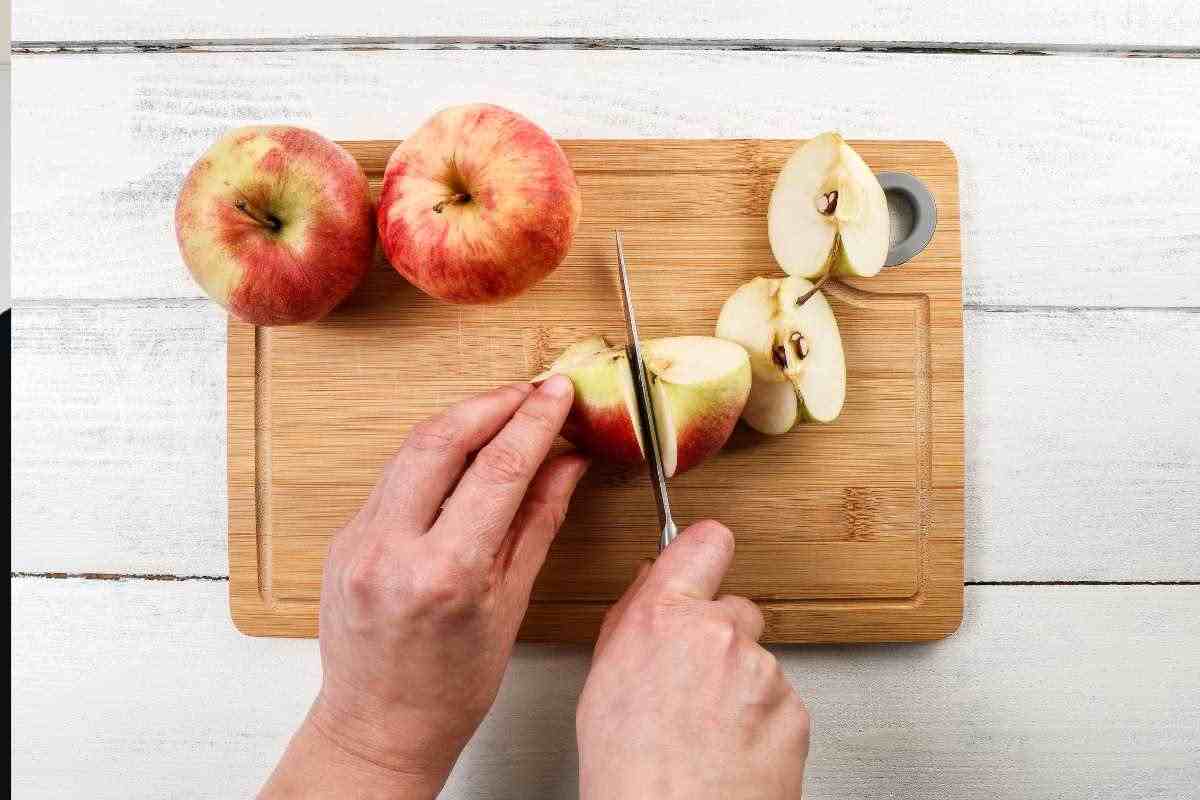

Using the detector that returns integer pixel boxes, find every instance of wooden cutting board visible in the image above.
[229,138,964,643]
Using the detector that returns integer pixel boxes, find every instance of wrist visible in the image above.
[261,697,449,800]
[307,693,451,796]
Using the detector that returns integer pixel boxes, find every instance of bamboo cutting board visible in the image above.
[229,139,964,643]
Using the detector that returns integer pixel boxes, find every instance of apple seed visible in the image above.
[816,190,839,216]
[772,345,788,370]
[790,332,809,359]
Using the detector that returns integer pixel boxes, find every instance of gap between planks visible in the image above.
[10,298,1200,314]
[11,36,1200,58]
[10,572,1200,587]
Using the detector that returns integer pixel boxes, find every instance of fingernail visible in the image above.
[540,373,573,399]
[510,382,535,395]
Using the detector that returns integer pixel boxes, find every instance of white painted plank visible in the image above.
[12,577,1200,799]
[964,308,1200,581]
[12,303,1200,580]
[12,0,1200,47]
[11,50,1200,308]
[10,301,228,576]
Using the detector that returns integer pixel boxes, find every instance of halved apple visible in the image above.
[534,335,751,477]
[768,132,889,279]
[642,336,753,477]
[533,336,644,468]
[715,276,846,433]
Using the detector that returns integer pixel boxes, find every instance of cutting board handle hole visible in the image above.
[879,172,937,268]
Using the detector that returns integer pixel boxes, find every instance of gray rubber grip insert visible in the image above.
[877,171,937,267]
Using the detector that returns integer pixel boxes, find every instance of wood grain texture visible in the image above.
[227,138,964,642]
[13,303,1199,580]
[13,577,1200,799]
[11,49,1200,308]
[13,0,1200,47]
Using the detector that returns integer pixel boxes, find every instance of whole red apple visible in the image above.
[377,104,582,304]
[175,126,375,325]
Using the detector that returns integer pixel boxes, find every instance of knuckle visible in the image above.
[343,551,382,602]
[627,596,694,638]
[513,403,560,434]
[411,564,469,609]
[527,497,569,534]
[474,441,530,484]
[728,595,764,627]
[787,695,813,749]
[705,614,739,650]
[405,416,461,456]
[749,646,780,679]
[410,551,491,613]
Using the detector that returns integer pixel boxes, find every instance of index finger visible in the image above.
[360,382,534,533]
[643,520,735,600]
[433,374,575,557]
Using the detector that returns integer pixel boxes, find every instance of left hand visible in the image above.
[261,376,585,799]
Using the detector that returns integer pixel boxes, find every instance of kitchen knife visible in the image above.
[613,231,679,552]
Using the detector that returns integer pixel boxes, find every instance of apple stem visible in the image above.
[794,271,834,309]
[234,199,282,232]
[433,193,470,213]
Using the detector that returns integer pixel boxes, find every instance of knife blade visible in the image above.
[614,231,679,551]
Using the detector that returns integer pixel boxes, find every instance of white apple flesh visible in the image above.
[741,377,798,435]
[715,275,846,432]
[534,335,751,477]
[768,132,889,280]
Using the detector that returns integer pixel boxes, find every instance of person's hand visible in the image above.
[261,377,586,799]
[576,521,811,799]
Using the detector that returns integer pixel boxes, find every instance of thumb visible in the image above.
[595,558,654,656]
[644,520,735,601]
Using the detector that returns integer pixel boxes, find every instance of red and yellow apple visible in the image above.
[377,104,582,304]
[174,125,376,325]
[534,335,751,477]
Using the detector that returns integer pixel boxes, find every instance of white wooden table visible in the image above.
[10,5,1200,798]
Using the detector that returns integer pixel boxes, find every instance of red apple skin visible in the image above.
[561,404,645,467]
[175,126,375,326]
[377,104,582,304]
[671,397,746,476]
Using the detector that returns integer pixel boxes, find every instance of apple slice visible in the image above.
[642,336,753,477]
[715,276,846,432]
[768,132,889,279]
[535,335,751,476]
